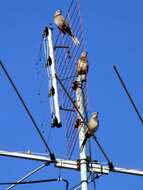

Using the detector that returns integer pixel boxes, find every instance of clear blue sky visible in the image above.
[0,0,143,189]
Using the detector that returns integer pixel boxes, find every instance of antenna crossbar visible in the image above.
[1,151,143,176]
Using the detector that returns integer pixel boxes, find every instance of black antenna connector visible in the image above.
[51,116,62,128]
[47,56,52,66]
[72,81,79,90]
[48,86,55,97]
[43,26,49,37]
[108,162,114,170]
[49,152,56,161]
[74,118,81,128]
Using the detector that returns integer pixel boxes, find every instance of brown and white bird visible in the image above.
[77,51,88,81]
[54,9,80,46]
[80,112,99,152]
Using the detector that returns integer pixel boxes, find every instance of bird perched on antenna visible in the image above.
[54,9,80,46]
[80,112,99,152]
[77,51,88,81]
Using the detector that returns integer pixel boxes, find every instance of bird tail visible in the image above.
[80,137,87,152]
[72,36,80,46]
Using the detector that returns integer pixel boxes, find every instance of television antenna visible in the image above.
[0,0,143,190]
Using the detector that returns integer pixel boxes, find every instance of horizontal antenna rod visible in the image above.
[0,150,108,174]
[1,150,143,177]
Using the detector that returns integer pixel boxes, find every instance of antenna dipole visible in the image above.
[43,27,61,127]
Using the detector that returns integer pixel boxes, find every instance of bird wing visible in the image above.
[62,22,73,36]
[55,15,73,36]
[77,59,82,74]
[77,58,88,75]
[88,118,98,135]
[82,61,88,74]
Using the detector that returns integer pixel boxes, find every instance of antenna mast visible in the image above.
[75,76,88,190]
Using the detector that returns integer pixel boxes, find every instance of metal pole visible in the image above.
[0,151,109,174]
[76,76,88,190]
[111,166,143,176]
[44,27,61,127]
[1,150,143,177]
